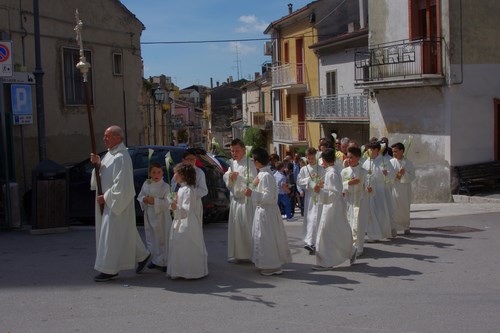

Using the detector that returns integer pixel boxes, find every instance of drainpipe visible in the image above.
[359,0,365,29]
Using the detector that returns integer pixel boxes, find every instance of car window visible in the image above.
[129,147,183,169]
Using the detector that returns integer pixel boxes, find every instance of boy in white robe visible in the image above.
[223,139,257,263]
[297,147,325,254]
[390,142,416,235]
[244,147,291,276]
[361,141,395,241]
[137,162,173,272]
[313,148,356,270]
[168,164,208,279]
[342,146,369,257]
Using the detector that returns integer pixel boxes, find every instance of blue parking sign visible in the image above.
[11,84,33,115]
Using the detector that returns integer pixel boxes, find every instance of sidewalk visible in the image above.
[1,201,500,333]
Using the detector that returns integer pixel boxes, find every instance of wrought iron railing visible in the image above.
[355,38,443,82]
[272,121,307,143]
[271,63,305,87]
[305,93,368,121]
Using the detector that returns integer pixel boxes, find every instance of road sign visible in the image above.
[11,84,33,116]
[3,72,35,84]
[0,41,13,77]
[13,114,33,125]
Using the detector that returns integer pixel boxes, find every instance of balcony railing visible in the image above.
[273,121,307,143]
[305,94,368,121]
[355,38,444,84]
[271,63,305,88]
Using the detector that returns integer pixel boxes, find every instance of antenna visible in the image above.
[233,43,242,81]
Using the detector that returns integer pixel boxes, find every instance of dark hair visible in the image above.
[270,153,280,161]
[391,142,405,151]
[367,140,381,150]
[321,148,336,163]
[252,147,269,165]
[173,163,196,186]
[230,138,245,149]
[275,162,285,171]
[347,146,362,157]
[306,147,317,156]
[182,148,197,159]
[149,161,163,172]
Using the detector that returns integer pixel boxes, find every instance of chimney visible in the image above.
[288,3,293,14]
[359,0,366,29]
[210,77,213,89]
[255,72,260,80]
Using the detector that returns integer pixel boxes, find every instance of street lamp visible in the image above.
[153,88,165,145]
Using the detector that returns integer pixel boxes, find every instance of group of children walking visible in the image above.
[138,137,414,279]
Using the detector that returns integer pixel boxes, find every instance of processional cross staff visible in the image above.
[75,9,104,214]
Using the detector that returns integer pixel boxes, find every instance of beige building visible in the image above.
[1,0,144,194]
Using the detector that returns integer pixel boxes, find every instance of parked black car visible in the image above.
[68,146,229,224]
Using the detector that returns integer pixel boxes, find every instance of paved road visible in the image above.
[1,202,500,333]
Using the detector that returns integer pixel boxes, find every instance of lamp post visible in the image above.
[153,88,165,145]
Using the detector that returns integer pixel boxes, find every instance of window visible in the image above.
[62,47,93,105]
[261,92,265,113]
[326,71,337,96]
[113,53,123,75]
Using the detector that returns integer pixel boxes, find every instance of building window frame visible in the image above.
[326,70,337,96]
[62,47,94,106]
[112,52,123,76]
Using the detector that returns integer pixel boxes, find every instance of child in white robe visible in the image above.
[342,146,369,257]
[137,162,173,272]
[296,147,325,254]
[244,147,291,276]
[313,148,356,270]
[390,142,416,235]
[167,164,208,280]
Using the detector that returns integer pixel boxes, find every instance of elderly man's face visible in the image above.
[103,128,121,149]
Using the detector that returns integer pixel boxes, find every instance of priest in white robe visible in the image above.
[90,126,150,282]
[390,142,416,234]
[223,139,257,262]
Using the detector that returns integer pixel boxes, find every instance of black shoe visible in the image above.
[147,262,158,270]
[304,245,315,255]
[160,266,167,273]
[94,273,119,282]
[136,253,151,274]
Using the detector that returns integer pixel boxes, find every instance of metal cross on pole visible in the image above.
[74,9,103,214]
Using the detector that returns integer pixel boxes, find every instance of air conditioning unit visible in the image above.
[264,41,273,56]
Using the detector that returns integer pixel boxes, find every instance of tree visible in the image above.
[243,127,266,150]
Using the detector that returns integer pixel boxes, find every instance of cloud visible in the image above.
[228,42,257,56]
[235,15,268,33]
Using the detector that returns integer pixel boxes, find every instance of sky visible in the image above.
[120,0,312,89]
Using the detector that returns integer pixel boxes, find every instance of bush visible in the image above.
[243,127,266,150]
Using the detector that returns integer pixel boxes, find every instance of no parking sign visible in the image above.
[0,41,13,77]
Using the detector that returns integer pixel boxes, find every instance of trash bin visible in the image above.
[31,160,69,234]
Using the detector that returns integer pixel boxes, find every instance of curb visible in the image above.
[452,194,500,204]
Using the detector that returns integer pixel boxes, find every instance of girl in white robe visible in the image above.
[244,147,291,276]
[137,162,172,271]
[167,164,208,279]
[314,148,355,270]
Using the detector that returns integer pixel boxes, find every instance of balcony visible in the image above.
[305,93,369,122]
[354,38,445,89]
[271,63,308,93]
[252,112,273,129]
[273,121,307,144]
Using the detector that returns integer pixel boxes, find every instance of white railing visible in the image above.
[271,63,305,87]
[272,121,307,143]
[305,94,369,121]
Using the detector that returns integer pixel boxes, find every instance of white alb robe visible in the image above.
[341,164,369,253]
[315,166,353,267]
[171,166,207,222]
[390,157,416,231]
[251,166,291,269]
[137,179,172,267]
[167,185,208,279]
[223,158,257,260]
[91,142,149,275]
[297,163,325,246]
[361,155,394,240]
